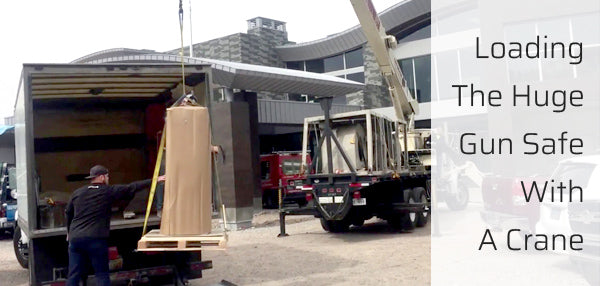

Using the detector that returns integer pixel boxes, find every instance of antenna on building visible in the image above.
[188,0,194,57]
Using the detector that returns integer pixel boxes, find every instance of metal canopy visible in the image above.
[77,54,364,97]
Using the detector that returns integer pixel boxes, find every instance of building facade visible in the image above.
[72,0,433,148]
[157,0,431,112]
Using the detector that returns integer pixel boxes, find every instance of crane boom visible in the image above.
[350,0,419,126]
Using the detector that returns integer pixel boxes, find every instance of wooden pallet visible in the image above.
[137,230,227,252]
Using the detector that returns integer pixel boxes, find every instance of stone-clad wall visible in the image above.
[345,44,391,108]
[165,27,290,101]
[166,27,288,68]
[244,27,288,67]
[192,34,243,62]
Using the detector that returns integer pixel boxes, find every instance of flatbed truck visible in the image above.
[297,0,431,232]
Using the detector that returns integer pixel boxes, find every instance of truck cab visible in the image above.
[261,152,311,208]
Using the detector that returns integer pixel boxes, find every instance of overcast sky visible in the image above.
[0,0,401,120]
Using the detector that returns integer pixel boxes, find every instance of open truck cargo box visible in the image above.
[14,63,213,285]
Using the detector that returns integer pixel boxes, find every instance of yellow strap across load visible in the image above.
[142,126,166,236]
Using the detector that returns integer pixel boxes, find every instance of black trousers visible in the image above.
[67,237,109,286]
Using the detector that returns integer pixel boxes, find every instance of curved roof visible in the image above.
[275,0,430,61]
[71,48,156,64]
[74,54,364,97]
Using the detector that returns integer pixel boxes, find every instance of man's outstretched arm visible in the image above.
[110,176,166,201]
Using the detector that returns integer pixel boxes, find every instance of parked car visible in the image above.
[260,152,311,208]
[481,155,600,285]
[559,156,599,285]
[480,174,541,237]
[0,163,17,235]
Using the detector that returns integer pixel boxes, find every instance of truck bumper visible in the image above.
[40,261,213,286]
[284,190,306,201]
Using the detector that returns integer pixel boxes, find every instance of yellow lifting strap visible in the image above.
[142,126,166,236]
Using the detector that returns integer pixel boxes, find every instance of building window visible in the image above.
[305,59,324,73]
[399,55,431,103]
[284,48,363,77]
[345,48,363,68]
[397,24,431,44]
[399,58,416,97]
[346,72,365,83]
[324,54,344,72]
[286,61,304,71]
[262,19,273,29]
[413,56,431,103]
[434,50,459,100]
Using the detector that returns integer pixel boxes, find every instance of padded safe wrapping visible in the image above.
[160,106,212,235]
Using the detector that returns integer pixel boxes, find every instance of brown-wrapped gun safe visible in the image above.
[160,106,212,235]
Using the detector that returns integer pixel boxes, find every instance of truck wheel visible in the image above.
[404,189,417,230]
[297,199,308,208]
[320,218,349,233]
[412,187,429,227]
[388,214,415,231]
[13,225,28,269]
[320,218,330,231]
[445,187,469,211]
[389,189,417,231]
[262,190,278,209]
[352,219,364,227]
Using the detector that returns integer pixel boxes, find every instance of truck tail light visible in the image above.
[353,191,361,199]
[301,184,313,191]
[349,183,362,188]
[305,192,313,202]
[289,180,294,186]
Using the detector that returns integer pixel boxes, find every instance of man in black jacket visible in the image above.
[65,165,165,286]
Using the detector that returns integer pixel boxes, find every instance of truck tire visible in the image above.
[351,218,365,227]
[412,187,429,227]
[320,218,330,231]
[389,189,417,231]
[445,187,469,211]
[405,189,417,230]
[262,190,278,209]
[297,199,308,208]
[388,214,415,231]
[13,225,28,269]
[320,218,349,233]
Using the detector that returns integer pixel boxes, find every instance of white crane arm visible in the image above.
[350,0,419,125]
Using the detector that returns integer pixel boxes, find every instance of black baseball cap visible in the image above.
[85,165,109,179]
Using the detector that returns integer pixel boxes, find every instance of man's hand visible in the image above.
[157,175,166,182]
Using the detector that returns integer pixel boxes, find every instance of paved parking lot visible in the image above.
[0,231,28,286]
[195,216,430,286]
[0,214,430,286]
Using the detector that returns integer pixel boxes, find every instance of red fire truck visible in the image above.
[261,152,311,208]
